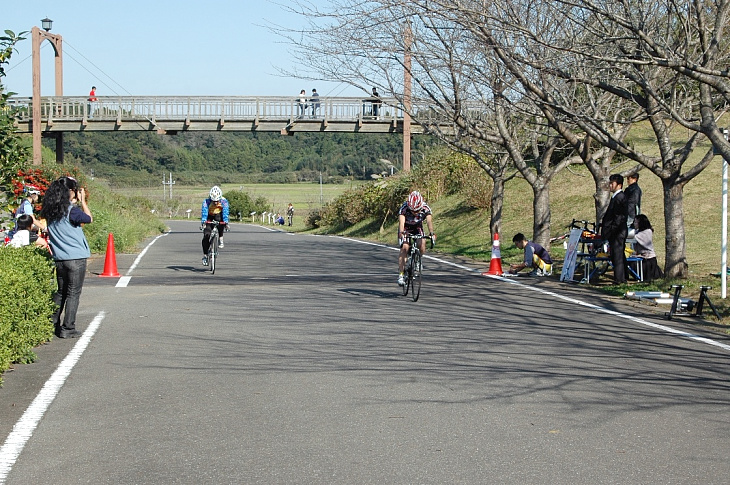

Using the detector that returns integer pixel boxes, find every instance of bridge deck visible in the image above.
[9,96,439,135]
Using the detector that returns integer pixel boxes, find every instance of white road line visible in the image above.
[333,235,730,352]
[115,231,169,288]
[115,276,132,288]
[493,275,730,352]
[0,311,106,484]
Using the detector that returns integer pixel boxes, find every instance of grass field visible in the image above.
[111,181,364,230]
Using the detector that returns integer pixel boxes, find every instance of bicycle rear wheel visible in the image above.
[411,250,422,302]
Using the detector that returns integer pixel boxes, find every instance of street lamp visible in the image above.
[32,18,64,165]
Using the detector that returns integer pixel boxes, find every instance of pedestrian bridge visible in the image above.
[10,96,445,135]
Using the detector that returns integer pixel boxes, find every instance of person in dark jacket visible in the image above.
[600,174,628,284]
[624,172,642,233]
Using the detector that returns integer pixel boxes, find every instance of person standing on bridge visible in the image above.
[298,89,307,119]
[371,87,382,119]
[310,89,320,118]
[200,186,229,266]
[88,86,97,118]
[40,176,93,339]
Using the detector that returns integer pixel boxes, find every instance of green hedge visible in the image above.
[0,246,57,385]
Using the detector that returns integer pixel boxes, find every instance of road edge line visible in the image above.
[0,311,106,483]
[334,235,730,352]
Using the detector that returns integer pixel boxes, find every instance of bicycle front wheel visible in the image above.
[411,250,422,302]
[209,232,219,274]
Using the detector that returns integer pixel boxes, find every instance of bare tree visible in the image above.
[425,0,730,278]
[278,1,583,246]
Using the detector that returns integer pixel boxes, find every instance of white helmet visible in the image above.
[209,186,223,201]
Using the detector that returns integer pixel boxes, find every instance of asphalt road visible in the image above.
[2,220,730,484]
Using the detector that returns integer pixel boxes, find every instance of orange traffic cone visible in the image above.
[100,233,120,277]
[482,233,504,276]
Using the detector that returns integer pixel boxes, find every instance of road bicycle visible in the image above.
[401,234,434,302]
[201,221,226,274]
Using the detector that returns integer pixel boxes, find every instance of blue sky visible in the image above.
[3,0,359,98]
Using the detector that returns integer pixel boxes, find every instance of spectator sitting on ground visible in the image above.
[509,233,553,276]
[7,214,49,249]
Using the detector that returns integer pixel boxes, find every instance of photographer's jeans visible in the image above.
[52,258,88,332]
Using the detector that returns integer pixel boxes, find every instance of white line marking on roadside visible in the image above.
[0,311,106,484]
[126,232,169,274]
[491,275,730,352]
[114,231,170,288]
[115,276,132,288]
[333,235,730,352]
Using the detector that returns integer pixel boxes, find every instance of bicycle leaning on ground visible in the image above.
[401,234,434,302]
[201,221,226,274]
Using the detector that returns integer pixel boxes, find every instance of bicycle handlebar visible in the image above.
[405,234,435,249]
[201,220,227,229]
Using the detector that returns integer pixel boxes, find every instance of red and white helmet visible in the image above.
[407,191,424,211]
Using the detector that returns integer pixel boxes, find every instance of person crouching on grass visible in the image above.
[509,233,553,276]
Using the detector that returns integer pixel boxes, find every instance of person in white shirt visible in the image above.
[8,214,48,250]
[632,214,663,281]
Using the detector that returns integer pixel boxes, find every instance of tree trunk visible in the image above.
[592,172,612,228]
[532,183,551,248]
[490,176,505,238]
[662,178,688,278]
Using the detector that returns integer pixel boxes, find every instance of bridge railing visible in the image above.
[7,95,431,124]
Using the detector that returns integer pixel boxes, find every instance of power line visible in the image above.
[64,40,133,96]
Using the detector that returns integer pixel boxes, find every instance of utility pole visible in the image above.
[722,129,728,298]
[162,172,175,201]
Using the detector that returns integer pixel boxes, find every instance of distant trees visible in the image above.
[59,131,419,185]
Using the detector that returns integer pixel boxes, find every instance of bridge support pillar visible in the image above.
[31,25,64,165]
[54,132,64,164]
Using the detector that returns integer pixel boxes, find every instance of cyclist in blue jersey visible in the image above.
[200,186,229,266]
[397,191,435,286]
